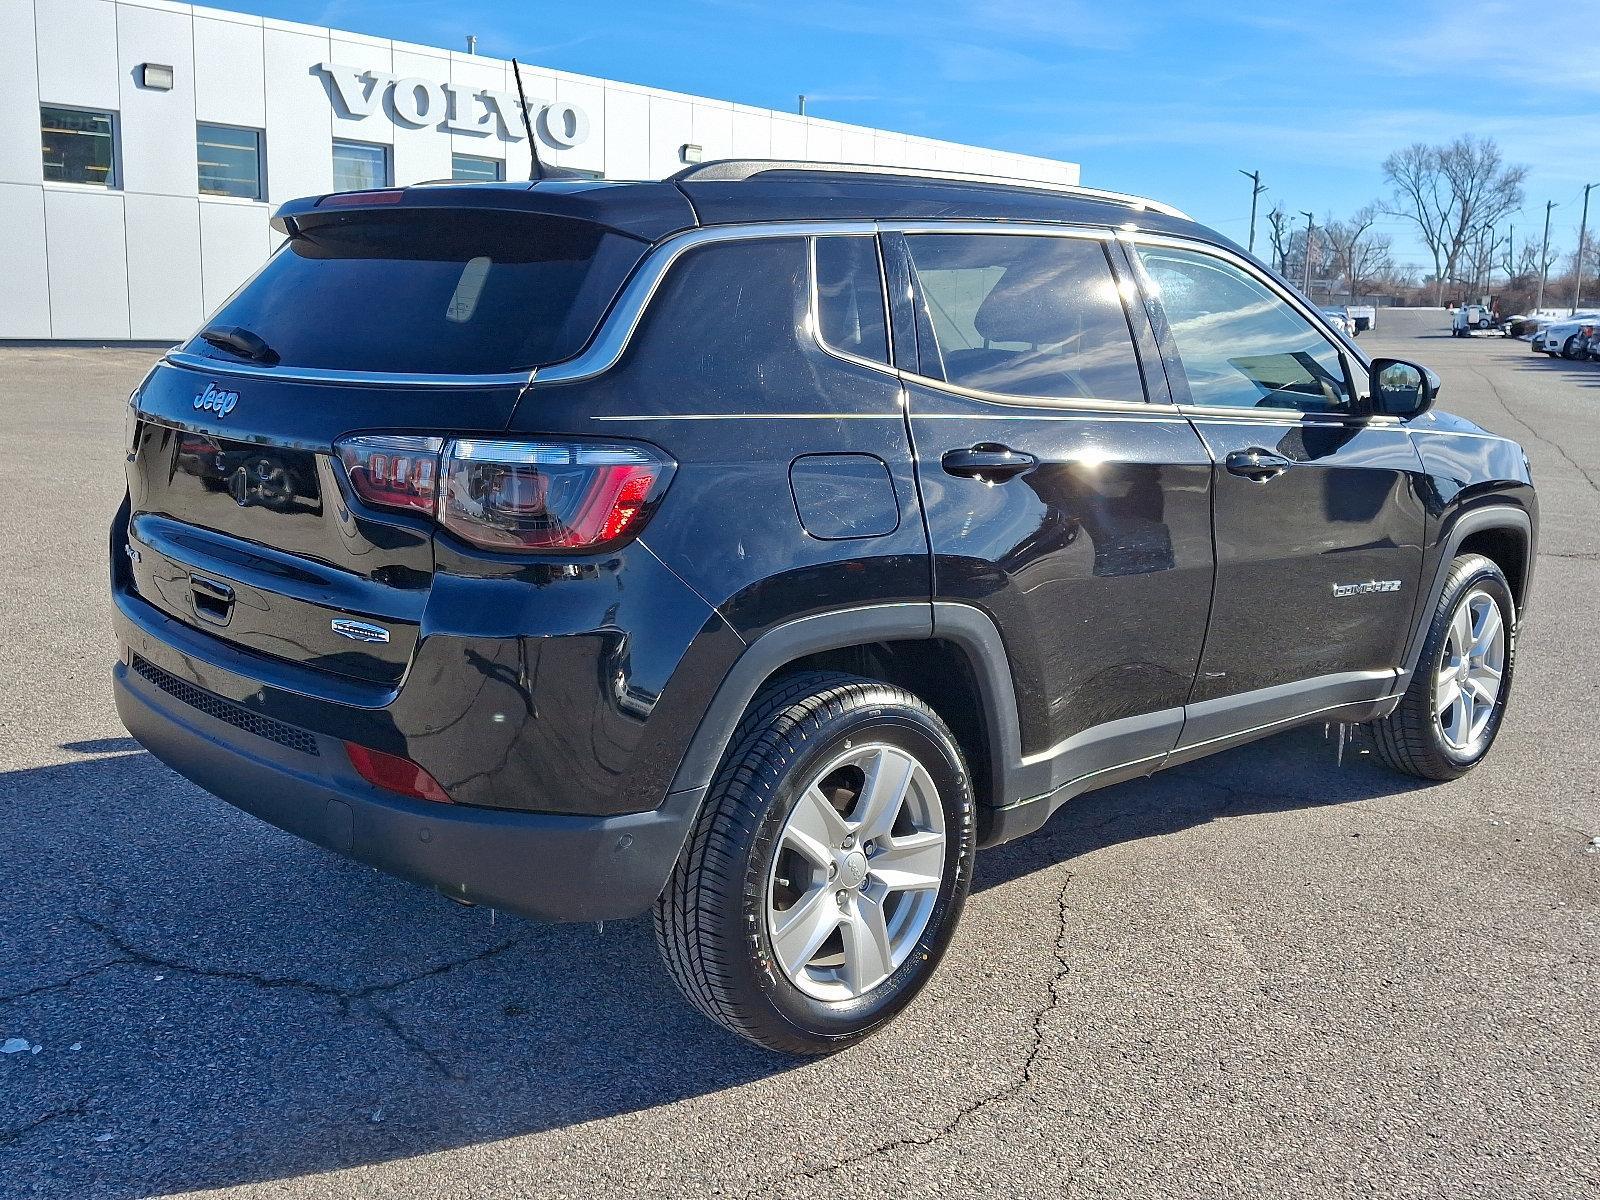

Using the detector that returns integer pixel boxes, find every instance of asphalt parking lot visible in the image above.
[2,308,1596,1199]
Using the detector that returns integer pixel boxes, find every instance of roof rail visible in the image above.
[668,159,1191,221]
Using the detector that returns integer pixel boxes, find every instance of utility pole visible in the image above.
[1482,224,1494,304]
[1572,182,1595,315]
[1536,200,1556,313]
[1238,169,1266,255]
[1299,210,1316,297]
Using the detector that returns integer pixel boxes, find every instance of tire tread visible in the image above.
[653,670,960,1053]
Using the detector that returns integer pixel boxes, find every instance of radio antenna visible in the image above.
[510,58,544,180]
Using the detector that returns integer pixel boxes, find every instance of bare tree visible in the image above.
[1382,135,1526,306]
[1324,204,1392,302]
[1265,205,1292,274]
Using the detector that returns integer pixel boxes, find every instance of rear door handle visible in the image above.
[1224,447,1293,481]
[941,443,1038,482]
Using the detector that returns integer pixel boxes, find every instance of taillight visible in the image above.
[440,439,672,552]
[334,435,443,515]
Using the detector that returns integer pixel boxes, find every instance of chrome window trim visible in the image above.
[537,220,879,386]
[1118,230,1382,423]
[808,234,896,373]
[162,350,534,389]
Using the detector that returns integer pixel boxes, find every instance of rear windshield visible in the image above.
[190,209,645,375]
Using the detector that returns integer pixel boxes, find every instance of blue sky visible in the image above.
[223,0,1599,270]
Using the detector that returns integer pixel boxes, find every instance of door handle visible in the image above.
[941,443,1038,482]
[1224,447,1293,481]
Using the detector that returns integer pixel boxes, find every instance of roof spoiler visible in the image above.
[268,182,697,243]
[669,158,1191,220]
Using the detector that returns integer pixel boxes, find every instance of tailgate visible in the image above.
[125,362,524,686]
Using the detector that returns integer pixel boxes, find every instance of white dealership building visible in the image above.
[0,0,1081,342]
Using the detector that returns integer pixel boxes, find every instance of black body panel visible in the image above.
[509,236,931,643]
[1183,414,1428,701]
[110,167,1539,923]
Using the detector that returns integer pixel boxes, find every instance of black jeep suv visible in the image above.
[112,162,1536,1053]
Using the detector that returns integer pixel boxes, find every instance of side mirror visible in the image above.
[1369,358,1437,418]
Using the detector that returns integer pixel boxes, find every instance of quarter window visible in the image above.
[1135,245,1353,413]
[332,139,391,191]
[814,236,889,365]
[451,153,504,183]
[905,234,1145,403]
[41,105,116,186]
[197,124,264,199]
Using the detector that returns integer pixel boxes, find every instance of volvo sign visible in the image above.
[316,63,591,148]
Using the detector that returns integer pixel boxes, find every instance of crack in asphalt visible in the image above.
[745,873,1077,1196]
[6,915,526,1081]
[0,958,132,1005]
[1463,360,1600,496]
[0,1103,89,1146]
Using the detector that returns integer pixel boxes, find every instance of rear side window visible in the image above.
[905,233,1145,404]
[192,210,646,375]
[813,236,889,364]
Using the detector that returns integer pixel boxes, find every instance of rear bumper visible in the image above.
[114,656,703,922]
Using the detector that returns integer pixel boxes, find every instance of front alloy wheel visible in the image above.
[1369,553,1516,780]
[1434,588,1506,755]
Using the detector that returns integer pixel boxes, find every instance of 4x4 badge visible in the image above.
[194,383,239,419]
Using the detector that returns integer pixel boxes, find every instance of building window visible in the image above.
[451,154,504,183]
[332,139,390,191]
[197,123,264,199]
[41,105,116,187]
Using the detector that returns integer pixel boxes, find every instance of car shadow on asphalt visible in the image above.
[1,725,1430,1198]
[972,722,1435,898]
[1511,354,1600,387]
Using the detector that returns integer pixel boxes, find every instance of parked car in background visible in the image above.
[1574,324,1600,360]
[1455,303,1494,333]
[1321,307,1352,336]
[1532,316,1600,357]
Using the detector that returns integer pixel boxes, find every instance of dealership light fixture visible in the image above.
[680,143,703,164]
[138,63,174,90]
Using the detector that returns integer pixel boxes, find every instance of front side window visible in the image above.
[41,105,116,186]
[1136,245,1353,413]
[197,123,264,199]
[332,139,390,191]
[452,153,504,183]
[813,236,889,364]
[905,233,1145,404]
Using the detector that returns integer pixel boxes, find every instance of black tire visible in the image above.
[1368,554,1516,781]
[654,671,975,1054]
[1562,335,1579,359]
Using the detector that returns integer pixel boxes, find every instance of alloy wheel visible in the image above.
[1434,588,1506,753]
[765,742,946,1001]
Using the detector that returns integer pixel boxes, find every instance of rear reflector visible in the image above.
[345,742,452,804]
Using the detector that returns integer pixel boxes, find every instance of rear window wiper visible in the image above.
[199,325,280,366]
